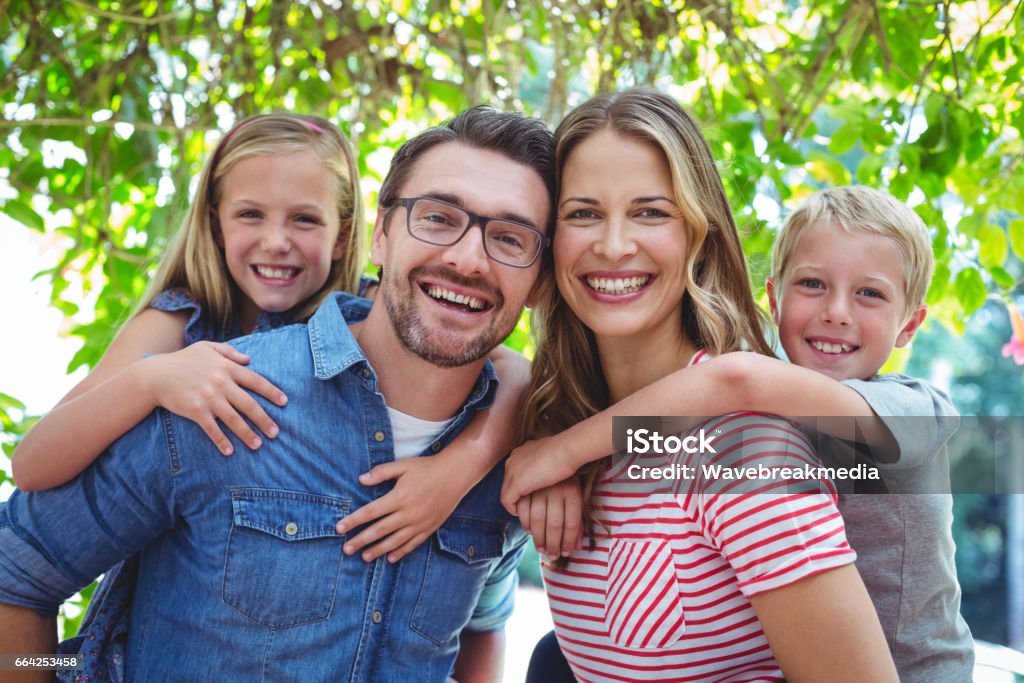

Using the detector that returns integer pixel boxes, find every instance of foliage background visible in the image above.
[2,0,1022,647]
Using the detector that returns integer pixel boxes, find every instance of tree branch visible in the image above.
[788,8,873,143]
[901,30,946,145]
[871,0,893,73]
[719,14,790,134]
[65,0,187,26]
[965,0,1020,62]
[0,117,204,134]
[942,0,963,98]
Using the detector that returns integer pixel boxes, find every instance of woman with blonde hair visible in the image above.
[513,89,897,682]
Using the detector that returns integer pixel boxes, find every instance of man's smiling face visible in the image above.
[371,142,550,367]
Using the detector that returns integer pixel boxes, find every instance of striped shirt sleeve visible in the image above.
[686,412,856,597]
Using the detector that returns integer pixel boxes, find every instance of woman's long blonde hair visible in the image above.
[520,89,772,538]
[137,113,365,333]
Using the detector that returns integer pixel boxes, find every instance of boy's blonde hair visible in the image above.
[771,186,934,318]
[138,113,365,332]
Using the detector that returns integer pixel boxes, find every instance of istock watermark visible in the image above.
[625,428,718,455]
[609,415,1024,495]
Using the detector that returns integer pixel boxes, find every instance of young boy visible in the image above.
[502,185,975,682]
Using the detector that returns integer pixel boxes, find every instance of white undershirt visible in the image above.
[386,406,454,459]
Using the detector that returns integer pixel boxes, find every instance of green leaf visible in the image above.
[849,30,872,80]
[977,224,1007,268]
[805,151,850,186]
[1009,219,1024,261]
[953,268,987,316]
[957,211,985,239]
[926,261,950,305]
[963,112,988,162]
[916,171,946,199]
[13,158,47,188]
[0,392,26,412]
[856,155,885,184]
[889,172,913,200]
[2,200,46,231]
[929,217,950,259]
[766,140,804,165]
[989,266,1015,289]
[425,80,467,111]
[897,144,920,171]
[828,123,861,155]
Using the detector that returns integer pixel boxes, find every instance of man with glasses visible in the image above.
[0,106,553,682]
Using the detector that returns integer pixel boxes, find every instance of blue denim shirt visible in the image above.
[0,292,527,682]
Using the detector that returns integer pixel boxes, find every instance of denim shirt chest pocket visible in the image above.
[224,488,349,628]
[411,514,507,645]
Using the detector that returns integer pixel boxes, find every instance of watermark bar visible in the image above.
[610,415,1024,494]
[0,654,83,670]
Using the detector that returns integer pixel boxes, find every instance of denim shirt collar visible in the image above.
[308,291,373,380]
[308,292,500,423]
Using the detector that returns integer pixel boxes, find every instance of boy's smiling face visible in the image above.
[767,221,927,382]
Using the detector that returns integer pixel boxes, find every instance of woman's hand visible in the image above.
[335,457,466,563]
[515,477,583,559]
[501,434,579,515]
[137,341,287,455]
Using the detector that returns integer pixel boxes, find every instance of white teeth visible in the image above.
[255,265,298,280]
[427,285,485,310]
[585,275,650,295]
[811,340,854,354]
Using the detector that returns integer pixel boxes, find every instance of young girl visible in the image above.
[13,113,366,487]
[512,90,897,682]
[13,113,562,677]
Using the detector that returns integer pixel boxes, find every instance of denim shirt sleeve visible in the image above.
[0,411,177,615]
[463,538,527,633]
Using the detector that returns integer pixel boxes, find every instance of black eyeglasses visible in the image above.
[391,197,549,268]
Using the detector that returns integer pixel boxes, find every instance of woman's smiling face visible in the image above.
[554,128,692,346]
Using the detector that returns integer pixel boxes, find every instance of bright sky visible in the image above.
[0,216,86,415]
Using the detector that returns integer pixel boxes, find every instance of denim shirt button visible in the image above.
[284,522,298,536]
[430,441,441,453]
[371,610,383,624]
[373,431,386,442]
[361,367,371,379]
[467,545,476,558]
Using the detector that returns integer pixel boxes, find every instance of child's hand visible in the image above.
[138,341,287,456]
[516,478,582,559]
[336,457,465,563]
[501,434,578,515]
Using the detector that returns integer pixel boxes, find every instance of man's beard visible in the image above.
[382,265,515,367]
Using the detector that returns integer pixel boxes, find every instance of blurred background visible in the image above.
[2,0,1022,678]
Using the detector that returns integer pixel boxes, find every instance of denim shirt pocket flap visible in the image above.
[411,514,509,646]
[435,514,506,564]
[224,488,349,629]
[230,488,350,541]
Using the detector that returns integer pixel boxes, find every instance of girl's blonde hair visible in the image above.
[138,113,365,332]
[520,89,772,540]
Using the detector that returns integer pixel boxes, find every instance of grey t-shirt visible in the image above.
[815,374,974,682]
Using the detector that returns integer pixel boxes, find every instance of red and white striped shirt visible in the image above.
[543,352,856,682]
